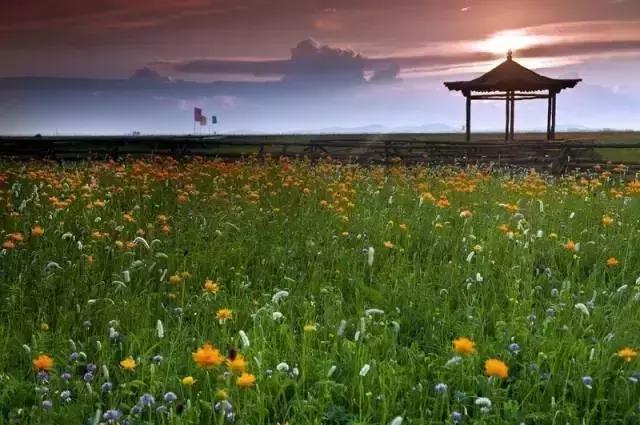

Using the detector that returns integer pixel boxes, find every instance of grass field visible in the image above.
[2,157,640,424]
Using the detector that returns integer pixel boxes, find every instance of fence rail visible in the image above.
[1,135,640,173]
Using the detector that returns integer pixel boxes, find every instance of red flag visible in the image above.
[194,107,203,122]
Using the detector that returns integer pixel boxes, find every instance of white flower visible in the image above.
[156,320,164,339]
[574,303,590,316]
[276,362,290,372]
[132,237,150,250]
[272,290,289,303]
[475,397,492,408]
[272,311,284,321]
[359,364,371,377]
[367,247,375,267]
[475,272,483,283]
[536,230,544,238]
[239,330,250,348]
[327,365,337,377]
[365,308,384,316]
[466,251,475,263]
[389,416,403,425]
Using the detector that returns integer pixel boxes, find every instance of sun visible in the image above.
[475,29,547,55]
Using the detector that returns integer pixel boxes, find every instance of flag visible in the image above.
[194,107,203,122]
[211,115,217,124]
[200,115,207,126]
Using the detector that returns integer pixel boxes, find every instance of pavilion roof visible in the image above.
[444,52,581,93]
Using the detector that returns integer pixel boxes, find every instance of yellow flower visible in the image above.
[383,241,395,249]
[32,354,54,371]
[602,215,614,227]
[453,337,476,355]
[226,354,247,374]
[618,347,638,362]
[202,279,221,294]
[216,308,233,322]
[484,358,509,379]
[607,257,620,268]
[192,343,224,368]
[303,322,317,333]
[181,376,197,386]
[564,240,576,252]
[236,372,256,389]
[120,356,137,371]
[398,223,408,232]
[168,275,183,286]
[215,389,229,400]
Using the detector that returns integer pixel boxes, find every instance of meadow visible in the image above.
[1,156,640,424]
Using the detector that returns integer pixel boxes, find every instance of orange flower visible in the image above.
[236,372,256,389]
[2,240,16,250]
[383,241,395,249]
[216,308,233,322]
[459,209,472,219]
[436,196,450,209]
[564,240,576,252]
[8,232,24,242]
[618,347,638,362]
[192,343,224,368]
[226,354,247,374]
[168,275,183,286]
[602,215,614,227]
[33,354,54,371]
[607,257,620,268]
[31,225,45,238]
[484,358,509,379]
[202,279,221,294]
[498,224,510,234]
[453,337,476,355]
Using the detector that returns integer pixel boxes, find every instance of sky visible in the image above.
[1,0,640,134]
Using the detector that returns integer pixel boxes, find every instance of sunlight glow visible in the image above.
[475,29,551,55]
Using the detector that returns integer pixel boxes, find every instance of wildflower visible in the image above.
[383,241,395,249]
[101,382,113,393]
[156,320,164,339]
[434,383,448,394]
[359,363,371,376]
[42,400,53,410]
[31,225,45,237]
[182,376,197,386]
[272,311,284,321]
[498,224,510,233]
[303,322,317,332]
[103,409,123,424]
[239,330,250,348]
[168,275,183,286]
[475,397,492,408]
[484,358,509,379]
[453,337,476,355]
[607,257,620,268]
[618,347,638,362]
[602,215,614,226]
[152,354,163,363]
[389,416,403,425]
[582,376,593,389]
[60,390,72,403]
[459,209,472,219]
[203,279,221,293]
[276,362,290,372]
[399,223,408,231]
[216,308,233,323]
[33,354,54,371]
[445,356,462,367]
[164,392,178,403]
[227,354,247,374]
[564,240,577,252]
[192,343,224,368]
[236,372,256,388]
[139,393,155,407]
[452,411,463,423]
[120,356,136,371]
[508,343,520,354]
[61,372,71,381]
[2,240,16,250]
[367,247,375,266]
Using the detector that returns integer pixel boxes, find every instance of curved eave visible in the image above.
[444,79,582,93]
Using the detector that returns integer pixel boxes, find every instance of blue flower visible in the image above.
[42,400,53,410]
[86,363,97,373]
[83,372,94,382]
[101,382,113,393]
[582,376,593,389]
[152,354,164,364]
[434,383,448,394]
[61,372,72,381]
[508,343,521,354]
[69,352,80,361]
[60,390,72,403]
[164,392,177,403]
[139,393,155,407]
[37,371,49,382]
[103,409,122,423]
[452,411,463,424]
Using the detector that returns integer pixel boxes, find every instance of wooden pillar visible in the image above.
[509,91,515,141]
[504,91,510,141]
[546,91,552,140]
[551,93,557,140]
[465,94,471,142]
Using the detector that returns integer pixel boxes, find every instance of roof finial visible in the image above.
[507,49,513,60]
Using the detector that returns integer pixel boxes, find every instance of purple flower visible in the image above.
[508,343,520,354]
[139,393,155,407]
[164,392,177,403]
[101,382,113,393]
[152,354,164,364]
[452,411,463,423]
[42,400,53,410]
[61,372,72,381]
[434,383,448,394]
[103,409,123,423]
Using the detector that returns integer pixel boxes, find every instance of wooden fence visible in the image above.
[1,135,640,173]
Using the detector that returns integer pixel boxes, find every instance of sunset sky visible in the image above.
[1,0,639,134]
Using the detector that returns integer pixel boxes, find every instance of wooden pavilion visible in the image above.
[444,51,581,141]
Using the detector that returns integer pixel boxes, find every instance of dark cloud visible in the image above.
[285,38,365,83]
